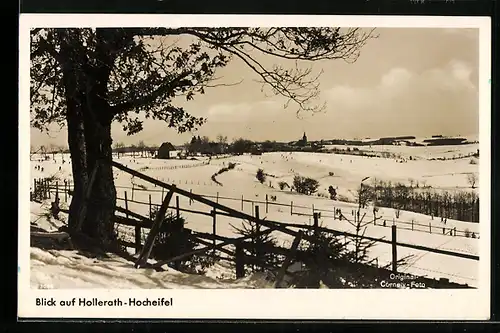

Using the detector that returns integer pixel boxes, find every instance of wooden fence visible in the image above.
[56,196,476,288]
[33,177,480,240]
[31,162,479,288]
[137,161,210,172]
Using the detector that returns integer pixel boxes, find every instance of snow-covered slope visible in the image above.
[28,146,480,288]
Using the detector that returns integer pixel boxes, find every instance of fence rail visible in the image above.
[37,179,480,240]
[137,161,210,172]
[37,184,479,259]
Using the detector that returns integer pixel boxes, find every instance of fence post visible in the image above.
[216,192,219,203]
[42,179,45,199]
[274,230,304,288]
[161,187,165,201]
[265,194,269,214]
[251,201,255,215]
[124,191,129,220]
[135,187,176,268]
[454,227,456,236]
[312,204,315,215]
[55,181,59,201]
[291,201,293,215]
[254,205,261,270]
[149,194,152,218]
[176,196,180,220]
[125,190,140,254]
[64,180,67,202]
[235,241,245,279]
[391,225,397,273]
[429,223,432,234]
[411,220,414,230]
[241,195,244,211]
[132,183,135,201]
[189,189,192,206]
[135,222,142,255]
[313,212,319,238]
[212,208,217,259]
[47,179,51,199]
[255,205,260,233]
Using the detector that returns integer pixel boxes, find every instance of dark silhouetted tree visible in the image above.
[256,168,266,184]
[293,175,319,195]
[231,138,254,155]
[31,27,374,247]
[328,185,337,200]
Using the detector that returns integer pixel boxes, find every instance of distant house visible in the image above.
[157,142,176,159]
[250,147,263,155]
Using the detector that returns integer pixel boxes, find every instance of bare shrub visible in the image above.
[466,173,478,189]
[278,181,289,190]
[336,194,353,203]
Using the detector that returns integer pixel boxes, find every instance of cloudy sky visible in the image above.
[30,27,480,148]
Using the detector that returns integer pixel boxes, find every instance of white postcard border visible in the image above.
[18,14,491,320]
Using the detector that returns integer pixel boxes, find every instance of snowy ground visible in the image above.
[29,143,480,288]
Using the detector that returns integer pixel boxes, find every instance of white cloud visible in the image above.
[449,60,475,88]
[442,28,479,39]
[197,60,478,141]
[320,60,478,138]
[205,100,281,120]
[326,60,476,107]
[207,103,252,117]
[380,68,413,87]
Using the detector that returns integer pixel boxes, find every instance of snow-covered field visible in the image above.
[29,143,481,289]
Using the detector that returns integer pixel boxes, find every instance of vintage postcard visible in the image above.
[19,14,491,320]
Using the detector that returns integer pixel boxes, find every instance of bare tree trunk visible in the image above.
[59,29,120,248]
[66,100,88,230]
[78,80,117,246]
[60,37,89,231]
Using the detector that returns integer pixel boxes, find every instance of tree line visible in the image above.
[111,136,321,158]
[113,141,158,158]
[362,180,479,222]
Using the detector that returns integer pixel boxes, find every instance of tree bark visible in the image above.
[81,119,116,246]
[66,96,88,230]
[60,31,117,247]
[59,34,89,231]
[81,84,117,247]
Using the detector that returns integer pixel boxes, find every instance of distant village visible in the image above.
[116,133,478,161]
[32,132,479,161]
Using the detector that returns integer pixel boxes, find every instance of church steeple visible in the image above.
[302,132,307,143]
